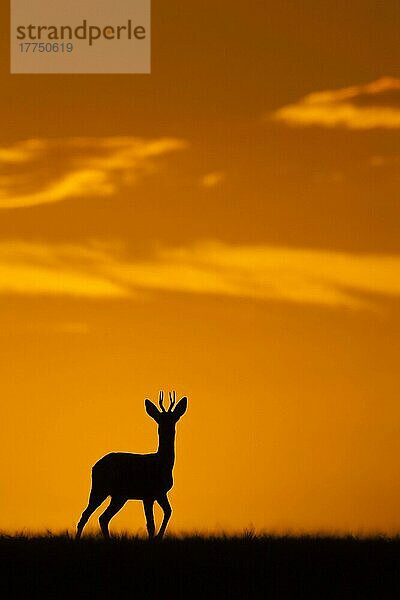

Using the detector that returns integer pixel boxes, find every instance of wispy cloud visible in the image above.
[0,139,47,164]
[271,77,400,129]
[0,245,127,298]
[1,240,400,310]
[369,155,400,167]
[200,172,225,189]
[0,137,187,209]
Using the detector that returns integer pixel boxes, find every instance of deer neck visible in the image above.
[157,430,175,468]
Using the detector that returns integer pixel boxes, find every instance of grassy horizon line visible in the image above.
[2,528,399,597]
[1,529,400,541]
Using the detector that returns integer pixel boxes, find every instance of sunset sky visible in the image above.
[1,1,400,535]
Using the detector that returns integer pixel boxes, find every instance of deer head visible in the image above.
[145,391,187,432]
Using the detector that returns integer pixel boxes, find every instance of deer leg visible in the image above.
[76,491,108,540]
[99,496,126,539]
[143,498,155,539]
[155,493,172,540]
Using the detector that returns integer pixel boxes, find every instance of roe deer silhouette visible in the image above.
[76,391,187,540]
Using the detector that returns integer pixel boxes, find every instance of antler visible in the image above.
[159,391,166,412]
[168,391,176,412]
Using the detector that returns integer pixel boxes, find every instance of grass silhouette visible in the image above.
[1,532,399,598]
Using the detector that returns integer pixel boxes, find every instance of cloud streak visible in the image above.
[200,172,225,189]
[1,240,400,310]
[271,77,400,129]
[0,139,47,164]
[0,137,187,209]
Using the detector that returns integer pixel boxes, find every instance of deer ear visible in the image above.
[173,397,188,421]
[145,399,161,422]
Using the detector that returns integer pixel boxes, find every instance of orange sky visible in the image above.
[1,1,400,535]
